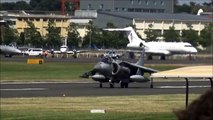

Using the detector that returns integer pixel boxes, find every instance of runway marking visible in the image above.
[157,85,210,89]
[0,88,47,91]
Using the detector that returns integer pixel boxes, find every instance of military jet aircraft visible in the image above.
[0,44,22,57]
[81,48,157,88]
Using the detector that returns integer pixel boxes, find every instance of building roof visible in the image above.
[99,11,212,22]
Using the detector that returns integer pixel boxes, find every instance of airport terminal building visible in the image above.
[80,0,174,13]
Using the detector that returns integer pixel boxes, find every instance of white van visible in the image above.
[24,48,43,57]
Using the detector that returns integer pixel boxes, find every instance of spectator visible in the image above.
[174,89,213,120]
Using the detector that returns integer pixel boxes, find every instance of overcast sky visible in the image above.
[0,0,211,5]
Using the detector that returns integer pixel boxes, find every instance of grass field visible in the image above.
[0,61,182,82]
[0,95,199,120]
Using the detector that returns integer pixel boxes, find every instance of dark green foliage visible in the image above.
[82,21,104,48]
[0,2,16,10]
[174,1,212,14]
[45,20,62,49]
[13,1,32,10]
[181,25,199,47]
[64,1,75,15]
[163,26,180,42]
[198,23,213,48]
[144,24,158,41]
[24,21,44,47]
[0,24,18,45]
[17,32,26,46]
[67,22,81,48]
[29,0,61,11]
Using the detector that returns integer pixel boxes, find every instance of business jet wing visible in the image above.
[53,50,61,54]
[145,49,171,55]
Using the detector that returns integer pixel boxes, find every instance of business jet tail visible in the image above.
[104,27,145,49]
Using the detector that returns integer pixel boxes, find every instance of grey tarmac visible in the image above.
[0,81,211,98]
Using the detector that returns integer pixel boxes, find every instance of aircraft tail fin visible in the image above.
[136,47,145,75]
[136,47,145,66]
[104,27,145,48]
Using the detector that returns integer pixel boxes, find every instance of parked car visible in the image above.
[23,48,43,57]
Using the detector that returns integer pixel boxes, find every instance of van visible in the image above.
[24,48,43,57]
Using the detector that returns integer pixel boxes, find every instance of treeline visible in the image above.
[0,21,212,50]
[174,1,212,14]
[0,21,129,49]
[0,0,73,13]
[0,0,212,14]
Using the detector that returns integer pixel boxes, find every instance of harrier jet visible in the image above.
[81,48,157,88]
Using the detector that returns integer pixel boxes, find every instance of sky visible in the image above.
[0,0,212,4]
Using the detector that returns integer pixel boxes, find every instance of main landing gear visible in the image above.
[120,82,128,88]
[109,80,114,88]
[99,82,103,88]
[160,55,166,60]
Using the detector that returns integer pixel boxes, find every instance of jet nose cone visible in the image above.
[17,49,22,53]
[94,62,102,71]
[191,48,198,53]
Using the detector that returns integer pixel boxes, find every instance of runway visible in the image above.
[1,81,211,98]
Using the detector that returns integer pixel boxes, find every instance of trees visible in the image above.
[17,32,26,46]
[198,23,213,48]
[101,22,118,48]
[24,21,43,47]
[181,24,199,47]
[163,26,180,42]
[0,24,18,45]
[82,21,103,48]
[13,1,31,10]
[144,24,158,41]
[29,0,61,11]
[67,23,81,48]
[45,20,61,49]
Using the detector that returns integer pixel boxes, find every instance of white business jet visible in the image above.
[54,38,87,58]
[104,27,197,60]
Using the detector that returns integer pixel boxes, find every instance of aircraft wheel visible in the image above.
[120,82,124,88]
[124,83,129,88]
[99,83,103,88]
[110,83,114,88]
[148,55,153,60]
[160,55,166,60]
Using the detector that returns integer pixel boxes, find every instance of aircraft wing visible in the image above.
[119,61,158,73]
[145,49,171,55]
[66,51,74,54]
[103,27,133,31]
[76,50,88,53]
[53,50,61,54]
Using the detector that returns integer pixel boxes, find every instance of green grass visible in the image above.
[0,61,94,81]
[0,95,199,120]
[0,111,176,120]
[0,61,182,82]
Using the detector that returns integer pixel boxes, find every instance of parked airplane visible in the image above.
[103,50,123,59]
[0,44,22,57]
[54,38,86,58]
[104,27,198,60]
[81,48,157,88]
